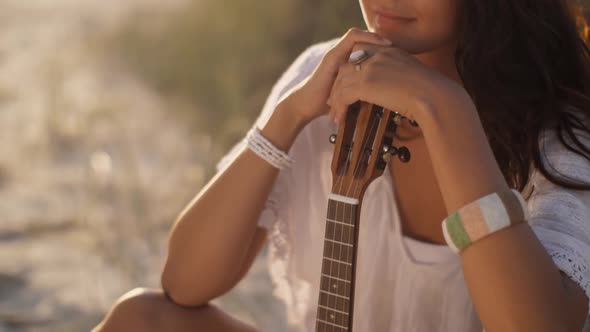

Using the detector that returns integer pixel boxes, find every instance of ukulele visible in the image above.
[315,100,416,331]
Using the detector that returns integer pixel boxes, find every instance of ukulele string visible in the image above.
[324,104,358,330]
[326,129,352,329]
[349,106,383,200]
[318,114,351,331]
[338,103,381,329]
[319,102,379,331]
[342,105,380,329]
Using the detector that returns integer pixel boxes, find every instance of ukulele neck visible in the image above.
[315,194,361,331]
[317,102,404,331]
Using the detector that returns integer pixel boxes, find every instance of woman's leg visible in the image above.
[91,287,259,332]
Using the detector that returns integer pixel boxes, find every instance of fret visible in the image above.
[323,256,351,266]
[317,307,349,329]
[320,274,351,298]
[325,220,354,244]
[321,273,350,284]
[323,239,353,262]
[319,290,350,313]
[324,238,353,247]
[321,258,352,281]
[320,289,349,300]
[316,319,349,331]
[327,218,355,227]
[318,304,349,316]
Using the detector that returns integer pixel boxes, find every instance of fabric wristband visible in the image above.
[441,188,529,254]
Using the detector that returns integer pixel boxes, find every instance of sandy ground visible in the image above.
[0,1,292,331]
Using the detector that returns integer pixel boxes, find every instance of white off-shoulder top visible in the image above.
[216,37,590,331]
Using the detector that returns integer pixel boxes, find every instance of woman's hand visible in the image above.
[326,44,463,127]
[278,28,393,127]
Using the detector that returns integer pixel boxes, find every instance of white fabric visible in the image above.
[216,37,590,331]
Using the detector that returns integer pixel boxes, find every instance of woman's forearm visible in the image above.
[161,100,305,306]
[421,90,575,331]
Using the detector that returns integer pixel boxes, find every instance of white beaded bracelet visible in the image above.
[246,127,294,170]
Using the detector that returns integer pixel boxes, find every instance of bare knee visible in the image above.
[92,287,258,332]
[92,287,170,332]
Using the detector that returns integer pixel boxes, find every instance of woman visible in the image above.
[93,0,590,331]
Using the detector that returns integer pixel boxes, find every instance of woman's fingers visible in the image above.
[325,28,391,65]
[328,63,354,105]
[328,60,363,125]
[324,30,387,125]
[285,27,391,126]
[330,79,361,125]
[333,84,360,126]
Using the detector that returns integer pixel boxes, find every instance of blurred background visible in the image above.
[0,0,363,331]
[1,1,589,332]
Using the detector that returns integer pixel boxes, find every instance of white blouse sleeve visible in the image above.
[527,125,590,315]
[214,42,327,231]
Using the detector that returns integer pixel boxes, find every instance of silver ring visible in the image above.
[349,49,369,65]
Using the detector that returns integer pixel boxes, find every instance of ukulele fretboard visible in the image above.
[316,196,359,331]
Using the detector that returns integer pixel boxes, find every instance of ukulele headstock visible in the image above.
[329,101,412,200]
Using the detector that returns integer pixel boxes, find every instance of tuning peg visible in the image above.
[329,134,337,144]
[381,144,396,162]
[391,111,419,128]
[397,146,411,162]
[381,144,397,154]
[381,144,411,163]
[382,152,392,163]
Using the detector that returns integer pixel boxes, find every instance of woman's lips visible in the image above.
[375,12,415,29]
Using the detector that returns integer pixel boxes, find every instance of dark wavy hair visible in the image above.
[454,0,590,192]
